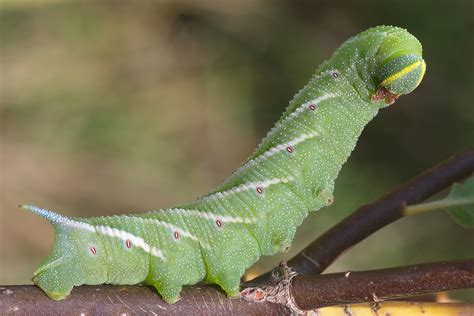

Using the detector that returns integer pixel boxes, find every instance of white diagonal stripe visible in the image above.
[227,132,319,180]
[167,208,254,224]
[23,205,166,260]
[201,177,294,202]
[95,225,165,260]
[122,215,206,246]
[263,93,336,141]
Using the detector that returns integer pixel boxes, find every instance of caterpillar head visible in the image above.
[372,28,426,105]
[22,205,107,300]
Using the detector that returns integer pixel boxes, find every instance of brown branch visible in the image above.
[281,148,474,277]
[287,148,474,276]
[291,259,474,310]
[2,259,472,314]
[0,284,289,315]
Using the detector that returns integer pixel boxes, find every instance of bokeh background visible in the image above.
[1,0,473,301]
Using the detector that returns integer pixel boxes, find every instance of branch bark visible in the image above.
[291,259,474,309]
[0,284,289,315]
[2,259,472,314]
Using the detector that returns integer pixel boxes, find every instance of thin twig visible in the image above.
[404,198,474,216]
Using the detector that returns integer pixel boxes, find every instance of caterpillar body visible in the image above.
[23,26,425,304]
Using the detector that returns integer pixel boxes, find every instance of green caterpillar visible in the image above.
[22,26,425,304]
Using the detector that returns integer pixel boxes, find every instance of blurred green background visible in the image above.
[1,0,473,301]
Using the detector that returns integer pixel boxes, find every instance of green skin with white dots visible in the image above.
[23,26,426,304]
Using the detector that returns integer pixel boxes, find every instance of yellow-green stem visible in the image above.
[404,198,474,217]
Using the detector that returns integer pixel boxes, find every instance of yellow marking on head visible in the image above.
[415,59,426,87]
[380,60,424,86]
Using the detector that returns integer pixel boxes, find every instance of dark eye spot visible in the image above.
[256,187,264,194]
[90,246,97,255]
[308,104,317,111]
[125,239,132,248]
[174,231,180,239]
[215,219,222,228]
[331,70,340,79]
[286,146,294,154]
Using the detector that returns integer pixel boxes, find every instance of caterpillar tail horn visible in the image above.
[20,204,67,224]
[20,204,107,300]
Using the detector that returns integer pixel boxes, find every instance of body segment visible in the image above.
[23,26,425,303]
